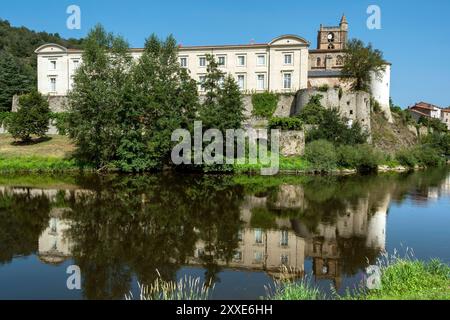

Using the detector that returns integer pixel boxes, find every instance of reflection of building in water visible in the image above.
[193,187,388,284]
[26,182,388,285]
[38,208,72,265]
[439,175,450,197]
[408,174,450,204]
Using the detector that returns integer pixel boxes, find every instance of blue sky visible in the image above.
[1,0,449,108]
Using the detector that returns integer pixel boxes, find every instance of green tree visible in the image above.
[68,26,199,171]
[0,19,84,111]
[68,25,132,169]
[341,39,386,92]
[199,55,245,133]
[305,140,338,171]
[0,52,33,111]
[297,94,325,124]
[7,90,50,142]
[300,98,369,145]
[131,34,199,170]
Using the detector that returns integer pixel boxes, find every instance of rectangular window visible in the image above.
[257,74,265,90]
[254,251,264,263]
[217,56,226,66]
[180,57,188,68]
[237,75,245,90]
[281,254,289,265]
[280,230,289,246]
[255,229,263,244]
[237,229,243,242]
[283,73,292,89]
[73,60,79,68]
[257,55,266,66]
[199,57,206,67]
[284,54,293,65]
[50,60,57,70]
[233,251,242,262]
[50,77,56,92]
[237,55,246,66]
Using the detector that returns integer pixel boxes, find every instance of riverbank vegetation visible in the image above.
[1,24,449,174]
[268,255,450,301]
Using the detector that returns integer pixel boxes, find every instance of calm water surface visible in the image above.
[0,168,449,300]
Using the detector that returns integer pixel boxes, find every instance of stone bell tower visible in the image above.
[317,15,348,50]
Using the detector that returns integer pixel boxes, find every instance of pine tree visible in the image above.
[0,52,33,111]
[199,55,245,133]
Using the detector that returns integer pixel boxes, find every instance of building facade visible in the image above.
[34,16,391,111]
[408,102,450,129]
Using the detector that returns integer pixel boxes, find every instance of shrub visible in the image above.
[355,144,383,172]
[337,144,382,172]
[0,111,13,127]
[306,108,369,145]
[396,148,418,168]
[269,117,303,131]
[50,112,70,135]
[336,144,360,168]
[415,145,444,167]
[252,92,279,118]
[317,84,329,92]
[396,145,444,168]
[371,97,381,113]
[305,140,337,172]
[7,91,51,142]
[297,94,325,125]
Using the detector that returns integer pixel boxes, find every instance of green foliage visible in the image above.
[396,144,445,168]
[7,91,50,142]
[0,156,78,172]
[298,95,369,146]
[0,111,13,127]
[419,116,448,134]
[421,132,450,155]
[371,97,381,113]
[200,55,245,132]
[0,19,83,111]
[250,207,277,230]
[268,117,303,130]
[50,112,70,135]
[297,94,325,125]
[305,140,337,172]
[341,39,386,92]
[337,144,382,172]
[68,26,198,171]
[317,84,329,92]
[0,52,34,111]
[390,98,414,125]
[269,278,324,300]
[360,258,450,300]
[251,92,279,118]
[307,108,369,145]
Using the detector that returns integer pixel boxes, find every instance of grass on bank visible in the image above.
[353,258,450,300]
[126,274,214,300]
[269,255,450,301]
[0,134,78,172]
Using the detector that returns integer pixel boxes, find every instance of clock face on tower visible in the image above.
[327,32,335,42]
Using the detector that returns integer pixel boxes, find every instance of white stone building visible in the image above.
[34,16,391,109]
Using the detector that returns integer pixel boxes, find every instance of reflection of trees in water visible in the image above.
[0,167,449,298]
[0,191,50,265]
[63,174,244,299]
